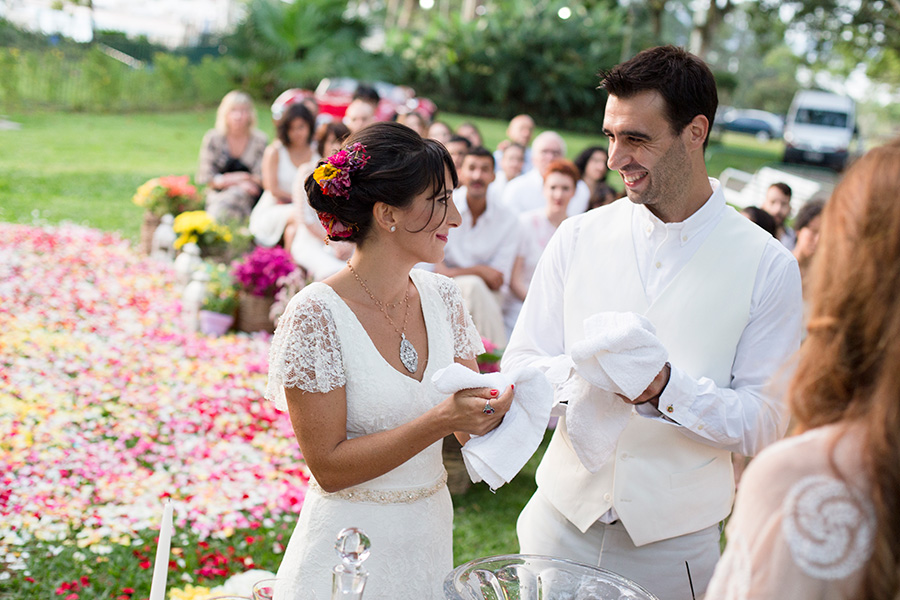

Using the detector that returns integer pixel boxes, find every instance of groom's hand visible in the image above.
[617,362,671,408]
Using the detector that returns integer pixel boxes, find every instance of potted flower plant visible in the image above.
[232,246,299,333]
[198,264,239,337]
[268,268,309,325]
[476,337,503,374]
[172,210,233,260]
[133,175,202,255]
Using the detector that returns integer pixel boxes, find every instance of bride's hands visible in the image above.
[444,385,515,437]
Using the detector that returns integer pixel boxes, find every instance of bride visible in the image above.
[266,122,514,599]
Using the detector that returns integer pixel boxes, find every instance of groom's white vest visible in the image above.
[537,198,770,547]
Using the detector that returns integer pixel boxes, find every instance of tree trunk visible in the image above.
[648,0,666,41]
[690,0,732,59]
[621,3,636,62]
[397,0,416,29]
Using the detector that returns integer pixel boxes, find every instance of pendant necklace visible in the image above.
[346,261,419,374]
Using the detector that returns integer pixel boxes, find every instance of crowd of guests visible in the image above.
[196,87,627,348]
[196,86,830,354]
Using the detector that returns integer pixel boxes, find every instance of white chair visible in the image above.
[719,165,833,215]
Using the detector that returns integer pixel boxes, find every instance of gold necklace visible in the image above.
[346,261,419,374]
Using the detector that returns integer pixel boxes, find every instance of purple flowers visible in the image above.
[231,246,298,297]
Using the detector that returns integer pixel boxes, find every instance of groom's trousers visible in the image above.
[517,489,721,600]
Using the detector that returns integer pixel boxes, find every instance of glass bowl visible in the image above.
[444,553,660,600]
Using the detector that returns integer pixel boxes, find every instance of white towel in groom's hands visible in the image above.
[431,363,553,490]
[571,312,667,399]
[543,312,668,473]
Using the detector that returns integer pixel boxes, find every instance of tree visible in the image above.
[758,0,900,85]
[224,0,380,98]
[384,0,627,130]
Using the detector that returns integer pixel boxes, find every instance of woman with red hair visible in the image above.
[707,139,900,600]
[504,158,581,335]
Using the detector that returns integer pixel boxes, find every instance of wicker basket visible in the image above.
[236,291,276,333]
[139,211,161,256]
[442,434,472,495]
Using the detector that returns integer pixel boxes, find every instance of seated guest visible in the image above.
[197,90,268,223]
[501,131,589,216]
[435,147,520,348]
[351,83,380,110]
[290,122,354,280]
[574,145,618,210]
[761,182,796,249]
[504,158,579,336]
[792,198,826,338]
[706,139,900,600]
[741,205,778,237]
[791,199,825,288]
[397,110,429,137]
[456,121,484,148]
[249,103,316,249]
[343,98,376,133]
[494,114,535,173]
[428,121,453,145]
[445,135,472,176]
[489,142,526,201]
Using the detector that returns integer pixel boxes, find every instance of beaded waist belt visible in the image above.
[310,469,448,505]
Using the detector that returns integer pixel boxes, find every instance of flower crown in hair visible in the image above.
[312,142,370,199]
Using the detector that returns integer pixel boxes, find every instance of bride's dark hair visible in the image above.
[788,138,900,600]
[305,121,458,244]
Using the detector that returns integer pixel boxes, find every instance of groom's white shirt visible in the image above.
[502,179,802,546]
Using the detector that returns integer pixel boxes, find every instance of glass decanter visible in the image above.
[331,527,371,600]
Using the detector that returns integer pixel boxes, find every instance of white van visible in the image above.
[783,90,857,171]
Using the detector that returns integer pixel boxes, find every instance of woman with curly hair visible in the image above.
[707,139,900,600]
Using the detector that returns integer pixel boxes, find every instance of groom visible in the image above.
[501,46,802,600]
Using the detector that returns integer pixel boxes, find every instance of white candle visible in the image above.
[148,499,174,600]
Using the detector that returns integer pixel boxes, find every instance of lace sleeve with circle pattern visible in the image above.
[265,289,345,411]
[431,273,485,360]
[705,428,875,599]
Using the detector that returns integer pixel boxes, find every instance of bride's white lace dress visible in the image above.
[265,268,484,600]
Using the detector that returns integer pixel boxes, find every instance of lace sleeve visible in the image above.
[433,273,485,360]
[265,291,345,411]
[705,430,874,599]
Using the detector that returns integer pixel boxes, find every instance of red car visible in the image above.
[271,78,437,123]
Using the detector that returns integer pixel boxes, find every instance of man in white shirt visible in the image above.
[502,46,802,600]
[501,131,590,216]
[436,147,520,347]
[761,182,797,249]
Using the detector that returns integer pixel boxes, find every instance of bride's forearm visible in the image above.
[285,382,509,493]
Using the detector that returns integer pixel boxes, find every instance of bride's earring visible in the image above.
[390,225,397,232]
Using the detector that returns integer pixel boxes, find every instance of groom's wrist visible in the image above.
[643,362,671,409]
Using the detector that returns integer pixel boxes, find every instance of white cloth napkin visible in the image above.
[537,312,668,473]
[431,363,553,490]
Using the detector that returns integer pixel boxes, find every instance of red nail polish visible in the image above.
[511,384,515,391]
[490,389,499,397]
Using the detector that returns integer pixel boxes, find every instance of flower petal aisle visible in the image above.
[0,223,308,597]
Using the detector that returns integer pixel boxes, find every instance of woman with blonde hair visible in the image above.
[197,90,268,223]
[707,139,900,600]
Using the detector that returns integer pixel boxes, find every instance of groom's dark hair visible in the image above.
[599,45,718,149]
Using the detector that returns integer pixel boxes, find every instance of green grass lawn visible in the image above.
[0,108,781,585]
